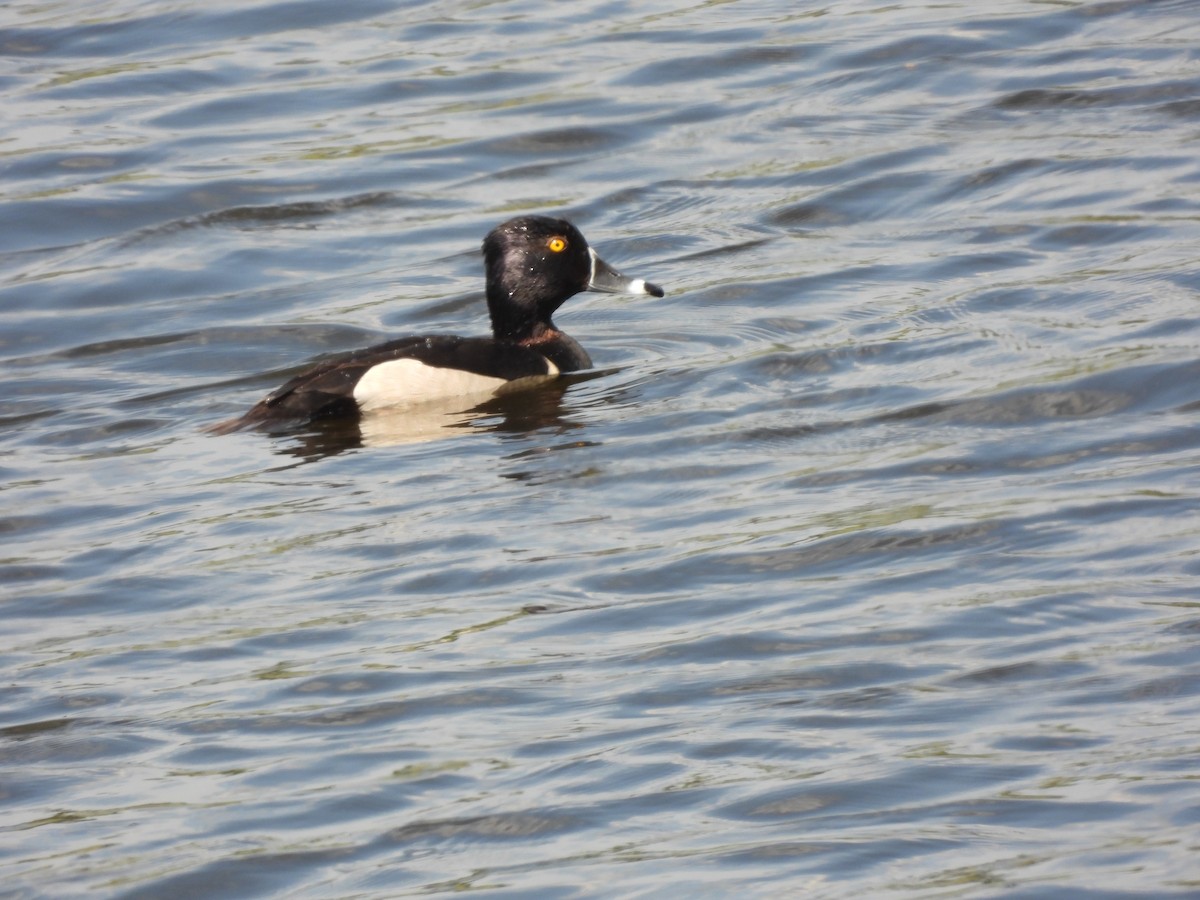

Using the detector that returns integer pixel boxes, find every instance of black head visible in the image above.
[482,215,663,342]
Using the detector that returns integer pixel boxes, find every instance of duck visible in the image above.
[214,215,664,432]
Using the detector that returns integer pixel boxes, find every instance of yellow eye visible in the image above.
[547,236,567,253]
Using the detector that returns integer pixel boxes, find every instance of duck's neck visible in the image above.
[518,323,592,372]
[485,274,590,370]
[487,284,539,342]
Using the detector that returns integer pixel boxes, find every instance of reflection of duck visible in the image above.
[270,375,595,461]
[213,216,663,434]
[359,376,586,447]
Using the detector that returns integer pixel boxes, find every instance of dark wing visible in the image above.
[213,335,554,432]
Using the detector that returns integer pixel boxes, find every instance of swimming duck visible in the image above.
[216,215,664,431]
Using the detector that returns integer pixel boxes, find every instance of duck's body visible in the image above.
[216,216,662,432]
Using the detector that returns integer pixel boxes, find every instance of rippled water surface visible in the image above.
[3,0,1200,896]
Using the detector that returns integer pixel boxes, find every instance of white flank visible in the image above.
[352,357,556,412]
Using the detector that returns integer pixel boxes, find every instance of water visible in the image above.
[3,0,1200,896]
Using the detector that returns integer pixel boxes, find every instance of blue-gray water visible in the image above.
[3,0,1200,896]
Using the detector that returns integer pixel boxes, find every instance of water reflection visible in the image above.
[269,376,587,461]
